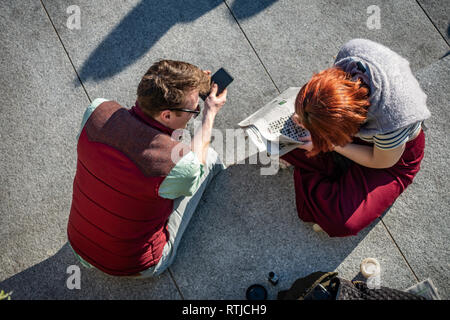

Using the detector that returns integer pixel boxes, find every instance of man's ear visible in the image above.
[160,110,171,121]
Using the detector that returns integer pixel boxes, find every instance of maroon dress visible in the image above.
[281,130,425,237]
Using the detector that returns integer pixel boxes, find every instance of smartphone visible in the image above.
[200,68,234,100]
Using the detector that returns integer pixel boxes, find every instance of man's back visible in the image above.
[68,100,185,276]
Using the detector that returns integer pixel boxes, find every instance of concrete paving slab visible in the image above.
[225,0,449,91]
[0,0,85,279]
[0,0,179,299]
[41,0,279,132]
[417,0,450,44]
[381,55,450,299]
[169,164,418,299]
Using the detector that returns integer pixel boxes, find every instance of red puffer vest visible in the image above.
[67,101,189,276]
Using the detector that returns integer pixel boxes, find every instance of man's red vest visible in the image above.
[67,101,188,276]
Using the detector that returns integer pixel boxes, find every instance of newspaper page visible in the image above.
[238,87,310,157]
[405,278,441,300]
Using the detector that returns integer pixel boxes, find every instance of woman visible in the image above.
[281,39,430,237]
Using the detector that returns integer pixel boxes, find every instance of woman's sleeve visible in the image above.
[373,122,421,150]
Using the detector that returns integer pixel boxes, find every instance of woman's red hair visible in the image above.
[295,67,371,157]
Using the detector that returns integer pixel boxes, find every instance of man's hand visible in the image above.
[191,74,228,165]
[204,82,227,116]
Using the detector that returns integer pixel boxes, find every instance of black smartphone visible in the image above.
[200,68,234,100]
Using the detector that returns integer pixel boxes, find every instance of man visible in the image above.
[67,60,227,277]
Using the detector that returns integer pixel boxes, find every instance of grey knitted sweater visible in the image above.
[334,38,431,136]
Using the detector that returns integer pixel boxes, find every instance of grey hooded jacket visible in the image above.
[334,38,431,136]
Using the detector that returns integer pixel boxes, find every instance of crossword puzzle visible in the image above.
[268,114,310,141]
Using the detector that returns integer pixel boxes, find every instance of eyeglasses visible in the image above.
[165,104,201,118]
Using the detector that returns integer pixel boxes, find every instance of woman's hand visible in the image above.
[292,114,314,152]
[297,135,314,152]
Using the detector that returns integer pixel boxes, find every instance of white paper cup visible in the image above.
[360,258,381,278]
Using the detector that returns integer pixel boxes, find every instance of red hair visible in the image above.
[295,67,371,157]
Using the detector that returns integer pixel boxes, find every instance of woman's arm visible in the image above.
[297,135,405,169]
[333,143,405,169]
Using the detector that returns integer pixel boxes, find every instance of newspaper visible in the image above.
[404,278,441,300]
[238,87,310,157]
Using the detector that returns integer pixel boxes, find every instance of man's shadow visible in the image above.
[0,165,391,300]
[0,243,173,299]
[77,0,278,84]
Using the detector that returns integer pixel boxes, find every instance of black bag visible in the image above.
[277,271,426,300]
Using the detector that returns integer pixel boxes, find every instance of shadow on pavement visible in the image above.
[0,163,383,300]
[169,163,381,299]
[77,0,278,84]
[0,243,175,300]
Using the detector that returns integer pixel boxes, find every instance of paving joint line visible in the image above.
[39,0,92,103]
[379,218,420,283]
[415,0,450,48]
[222,0,281,94]
[168,267,185,300]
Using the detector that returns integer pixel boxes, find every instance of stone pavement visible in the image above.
[0,0,448,300]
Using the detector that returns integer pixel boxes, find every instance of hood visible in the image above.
[334,38,430,136]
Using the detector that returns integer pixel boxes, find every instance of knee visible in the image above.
[339,220,361,237]
[323,219,361,237]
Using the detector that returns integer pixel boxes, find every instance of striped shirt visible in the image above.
[356,122,422,150]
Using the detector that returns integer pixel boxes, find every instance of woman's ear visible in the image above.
[292,113,303,128]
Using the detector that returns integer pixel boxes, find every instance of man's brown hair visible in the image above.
[137,60,210,117]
